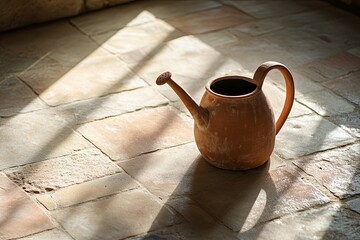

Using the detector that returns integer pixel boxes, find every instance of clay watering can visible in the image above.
[156,61,295,170]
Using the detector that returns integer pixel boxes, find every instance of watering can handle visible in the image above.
[253,61,295,135]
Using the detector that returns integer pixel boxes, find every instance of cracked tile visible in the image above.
[293,144,360,199]
[0,173,54,239]
[300,52,360,82]
[5,148,121,194]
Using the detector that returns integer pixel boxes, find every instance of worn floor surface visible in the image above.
[0,0,359,239]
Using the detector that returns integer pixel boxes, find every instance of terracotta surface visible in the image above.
[156,62,294,170]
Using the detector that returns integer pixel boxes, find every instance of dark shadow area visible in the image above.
[325,0,360,16]
[137,155,279,239]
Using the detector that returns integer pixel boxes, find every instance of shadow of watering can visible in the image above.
[156,61,294,170]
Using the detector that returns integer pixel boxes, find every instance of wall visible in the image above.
[0,0,135,32]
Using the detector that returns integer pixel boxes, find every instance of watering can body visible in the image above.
[156,62,294,170]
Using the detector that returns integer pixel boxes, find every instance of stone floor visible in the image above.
[0,0,359,239]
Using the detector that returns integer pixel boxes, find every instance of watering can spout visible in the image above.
[156,72,209,127]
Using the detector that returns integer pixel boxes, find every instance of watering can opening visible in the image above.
[209,77,257,97]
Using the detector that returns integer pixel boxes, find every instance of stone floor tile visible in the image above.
[51,189,182,240]
[345,198,360,214]
[2,22,147,107]
[166,197,223,226]
[276,6,351,29]
[229,6,347,37]
[127,223,236,240]
[262,81,312,119]
[0,110,90,170]
[168,197,260,239]
[219,39,289,71]
[143,0,221,20]
[238,203,360,240]
[37,172,139,210]
[118,143,200,199]
[71,0,220,36]
[275,114,354,159]
[0,43,42,76]
[130,35,249,86]
[260,29,340,68]
[220,30,338,71]
[119,142,287,200]
[18,229,73,240]
[57,87,169,124]
[79,106,194,161]
[0,75,46,117]
[0,173,54,239]
[164,197,238,239]
[168,6,253,35]
[268,69,324,95]
[0,21,99,72]
[296,89,355,116]
[194,29,245,49]
[5,148,121,194]
[230,20,284,37]
[328,108,360,138]
[300,52,360,82]
[92,19,183,55]
[221,0,327,19]
[323,70,360,106]
[191,166,330,232]
[70,3,155,36]
[293,144,360,199]
[18,48,147,106]
[115,41,167,65]
[302,16,360,50]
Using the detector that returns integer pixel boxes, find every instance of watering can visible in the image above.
[156,61,294,170]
